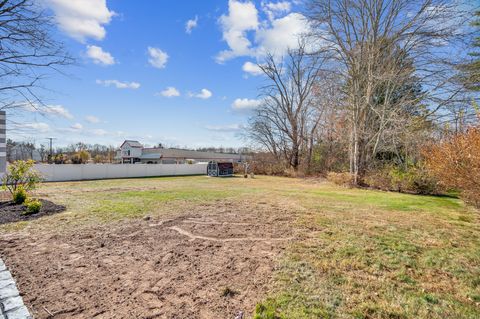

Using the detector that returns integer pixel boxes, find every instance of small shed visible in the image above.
[207,161,234,177]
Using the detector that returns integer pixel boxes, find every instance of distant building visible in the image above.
[115,140,244,164]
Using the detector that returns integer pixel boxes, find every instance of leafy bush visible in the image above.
[327,172,353,187]
[54,153,66,164]
[71,150,90,164]
[364,163,438,194]
[24,198,42,215]
[424,125,480,207]
[12,186,27,204]
[2,160,43,202]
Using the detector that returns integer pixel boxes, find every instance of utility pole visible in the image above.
[46,137,56,163]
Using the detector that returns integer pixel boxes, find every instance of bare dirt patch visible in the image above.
[0,200,296,319]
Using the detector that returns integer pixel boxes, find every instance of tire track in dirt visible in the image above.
[169,226,294,242]
[0,200,298,319]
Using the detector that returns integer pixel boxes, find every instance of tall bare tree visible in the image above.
[306,0,474,183]
[248,42,326,171]
[460,10,480,92]
[0,0,72,111]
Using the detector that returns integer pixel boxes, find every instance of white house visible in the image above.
[117,140,143,163]
[115,140,244,164]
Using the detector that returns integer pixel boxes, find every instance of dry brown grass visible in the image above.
[0,175,478,318]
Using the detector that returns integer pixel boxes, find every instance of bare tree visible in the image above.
[308,74,349,172]
[306,0,475,184]
[247,42,326,171]
[0,0,72,111]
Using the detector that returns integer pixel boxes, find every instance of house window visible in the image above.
[127,150,130,156]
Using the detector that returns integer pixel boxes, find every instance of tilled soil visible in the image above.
[0,201,296,319]
[0,200,66,224]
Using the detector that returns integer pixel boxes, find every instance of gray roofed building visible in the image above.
[115,140,245,164]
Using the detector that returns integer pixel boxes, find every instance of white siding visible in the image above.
[120,144,142,158]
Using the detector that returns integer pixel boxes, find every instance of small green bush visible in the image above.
[2,160,43,201]
[12,186,27,204]
[23,198,42,215]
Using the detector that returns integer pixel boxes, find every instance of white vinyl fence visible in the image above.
[32,163,208,182]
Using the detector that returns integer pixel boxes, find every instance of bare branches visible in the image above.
[247,41,329,170]
[304,0,477,183]
[0,0,73,109]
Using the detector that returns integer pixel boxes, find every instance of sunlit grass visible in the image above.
[253,179,479,319]
[0,175,478,318]
[89,188,235,221]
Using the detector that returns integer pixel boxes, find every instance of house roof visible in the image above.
[139,153,162,160]
[120,140,143,148]
[142,147,244,161]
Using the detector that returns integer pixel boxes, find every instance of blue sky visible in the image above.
[9,0,307,149]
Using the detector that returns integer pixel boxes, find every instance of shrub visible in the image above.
[71,150,90,164]
[2,160,43,202]
[424,125,480,207]
[23,198,42,215]
[364,163,438,194]
[12,186,27,204]
[54,153,66,164]
[327,172,353,187]
[251,153,288,176]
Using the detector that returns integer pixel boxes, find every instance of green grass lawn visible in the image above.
[1,175,479,318]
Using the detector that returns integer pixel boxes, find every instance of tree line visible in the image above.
[6,140,118,164]
[6,140,253,164]
[247,0,479,194]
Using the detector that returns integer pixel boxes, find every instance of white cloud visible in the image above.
[205,123,245,132]
[86,45,115,65]
[262,1,292,20]
[13,122,51,133]
[148,47,169,69]
[96,79,140,89]
[43,105,74,119]
[217,1,309,62]
[232,98,262,110]
[71,123,83,130]
[255,13,310,57]
[191,89,213,99]
[158,87,180,97]
[85,115,100,123]
[186,16,198,34]
[59,126,112,137]
[216,0,259,63]
[264,1,291,12]
[44,0,115,42]
[20,103,74,119]
[242,61,263,76]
